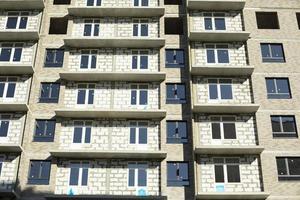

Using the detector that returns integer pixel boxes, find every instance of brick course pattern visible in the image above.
[0,154,18,191]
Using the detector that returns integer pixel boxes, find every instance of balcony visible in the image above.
[64,37,165,48]
[191,65,254,76]
[189,31,250,42]
[0,31,39,41]
[68,6,165,17]
[192,104,260,113]
[0,0,44,9]
[50,149,167,159]
[188,0,246,10]
[59,72,166,82]
[0,63,34,75]
[0,144,22,153]
[0,103,28,112]
[194,145,264,155]
[55,108,166,119]
[196,192,270,199]
[46,195,167,200]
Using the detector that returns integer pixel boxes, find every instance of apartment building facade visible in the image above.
[0,0,299,200]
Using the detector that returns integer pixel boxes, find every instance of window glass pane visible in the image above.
[0,48,11,61]
[91,55,96,68]
[266,79,275,94]
[29,161,39,180]
[177,84,186,100]
[133,24,138,36]
[217,49,229,63]
[85,127,91,143]
[19,17,28,29]
[282,117,296,133]
[55,50,64,67]
[220,85,232,99]
[206,49,215,63]
[140,90,148,105]
[132,55,137,69]
[271,44,283,58]
[88,90,94,104]
[178,122,187,139]
[84,24,92,36]
[51,84,60,100]
[128,168,135,186]
[215,18,226,30]
[141,24,148,36]
[167,122,176,138]
[212,123,221,139]
[40,84,50,99]
[13,48,22,61]
[131,90,137,105]
[276,79,289,94]
[227,165,240,182]
[0,83,4,97]
[276,158,287,175]
[214,165,224,182]
[179,163,188,180]
[73,127,82,143]
[94,24,99,36]
[288,158,300,175]
[139,128,147,144]
[140,55,148,69]
[6,83,16,98]
[223,123,236,139]
[6,17,17,29]
[138,168,147,186]
[46,121,55,137]
[176,50,184,65]
[167,163,177,181]
[130,128,136,144]
[261,44,270,58]
[69,167,79,185]
[165,50,174,65]
[40,161,51,179]
[81,55,89,68]
[82,168,89,185]
[45,50,54,66]
[204,18,213,30]
[271,116,281,132]
[77,90,86,104]
[87,0,94,6]
[166,85,175,99]
[0,121,9,137]
[142,0,148,6]
[209,85,218,99]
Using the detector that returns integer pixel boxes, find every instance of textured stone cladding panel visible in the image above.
[195,114,257,146]
[59,120,160,151]
[193,76,252,104]
[75,0,158,7]
[68,48,159,72]
[64,82,159,109]
[0,154,18,190]
[0,11,40,31]
[192,42,247,66]
[0,75,30,104]
[54,160,160,196]
[190,11,243,32]
[198,155,262,192]
[0,113,24,145]
[72,17,159,38]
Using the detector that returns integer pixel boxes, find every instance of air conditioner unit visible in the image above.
[215,183,225,192]
[136,187,147,196]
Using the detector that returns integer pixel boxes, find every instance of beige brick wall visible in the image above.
[194,114,257,146]
[0,113,25,145]
[74,0,159,7]
[0,154,19,191]
[190,11,243,32]
[71,17,159,38]
[0,11,41,31]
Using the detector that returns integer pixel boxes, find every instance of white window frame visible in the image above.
[133,19,149,37]
[210,116,236,142]
[213,157,240,184]
[87,0,101,6]
[133,0,149,6]
[72,121,92,145]
[83,19,100,37]
[80,50,97,69]
[0,77,17,100]
[208,78,233,102]
[129,121,148,149]
[128,162,148,187]
[0,43,23,63]
[76,84,95,106]
[69,161,90,186]
[205,44,230,64]
[131,84,148,107]
[0,114,11,140]
[6,11,29,30]
[203,12,226,31]
[131,50,149,70]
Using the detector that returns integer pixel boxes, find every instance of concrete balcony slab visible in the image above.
[0,31,39,41]
[188,0,246,10]
[196,192,270,199]
[59,72,166,82]
[46,195,167,200]
[191,65,254,76]
[0,0,45,9]
[192,104,260,113]
[64,37,165,48]
[68,7,165,17]
[0,144,22,153]
[0,103,28,112]
[0,64,34,75]
[189,31,250,42]
[195,145,264,155]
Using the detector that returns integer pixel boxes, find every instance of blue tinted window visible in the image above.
[34,120,55,142]
[84,24,92,36]
[266,78,291,99]
[13,48,22,62]
[204,18,213,30]
[272,116,298,138]
[77,90,86,104]
[0,120,9,137]
[220,84,232,99]
[133,24,139,36]
[217,49,229,63]
[138,168,147,186]
[19,17,28,29]
[39,83,60,103]
[6,17,17,29]
[215,18,226,30]
[128,168,135,186]
[69,164,79,185]
[0,47,12,62]
[80,55,89,69]
[206,49,215,63]
[45,49,64,67]
[167,162,189,186]
[167,121,188,143]
[141,24,148,36]
[139,128,147,144]
[139,90,148,105]
[165,49,184,68]
[140,55,148,69]
[28,160,51,185]
[166,84,186,104]
[131,90,137,105]
[6,83,16,98]
[261,43,285,62]
[209,84,218,99]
